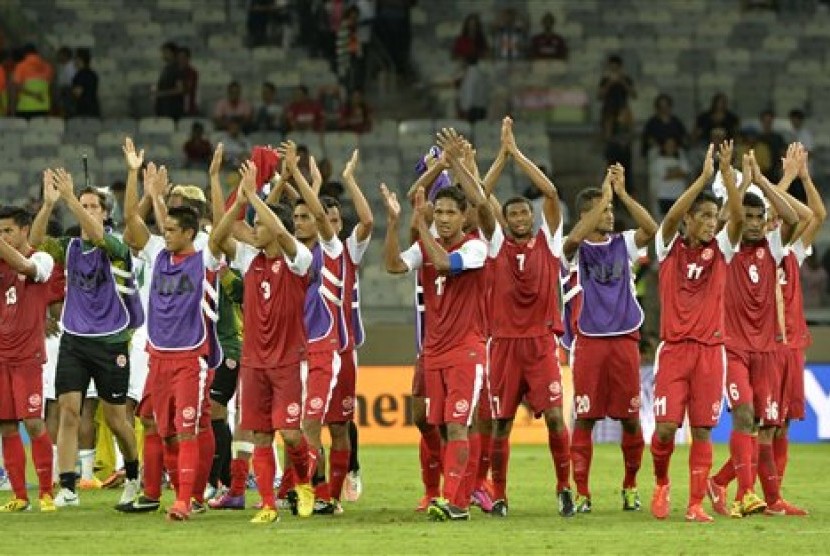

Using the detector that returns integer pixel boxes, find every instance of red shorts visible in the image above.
[478,364,492,421]
[325,349,357,424]
[780,347,805,421]
[424,359,484,426]
[239,362,304,432]
[303,350,340,422]
[0,361,44,420]
[571,335,641,420]
[653,341,726,428]
[411,355,426,398]
[488,336,562,419]
[135,363,156,421]
[726,348,785,426]
[149,355,210,438]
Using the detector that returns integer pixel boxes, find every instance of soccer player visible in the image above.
[564,162,657,513]
[0,205,57,512]
[649,142,742,523]
[31,167,143,509]
[210,160,315,523]
[383,180,487,522]
[708,147,807,517]
[122,138,223,520]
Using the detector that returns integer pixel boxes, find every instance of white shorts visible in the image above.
[128,328,149,402]
[43,330,98,400]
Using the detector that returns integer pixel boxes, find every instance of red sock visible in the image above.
[163,441,180,492]
[650,433,674,486]
[442,439,469,508]
[689,439,713,506]
[420,427,442,498]
[462,433,482,502]
[193,427,215,503]
[277,467,296,499]
[491,436,510,501]
[314,481,331,500]
[228,457,249,497]
[2,433,26,500]
[475,431,491,489]
[571,427,593,497]
[621,429,644,489]
[286,436,311,484]
[31,432,53,498]
[176,438,199,504]
[252,445,277,509]
[328,449,351,501]
[730,431,754,499]
[758,442,781,505]
[143,432,164,500]
[773,434,788,484]
[712,457,736,487]
[548,429,571,492]
[750,434,759,485]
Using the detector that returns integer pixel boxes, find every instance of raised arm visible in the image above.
[482,118,511,197]
[342,149,374,242]
[772,144,813,241]
[412,188,453,272]
[265,160,300,204]
[0,237,48,280]
[209,143,226,229]
[750,150,798,243]
[123,138,150,251]
[719,152,753,223]
[799,148,827,247]
[309,155,323,196]
[243,166,298,259]
[30,169,60,247]
[281,140,335,241]
[407,150,451,202]
[612,164,658,247]
[718,141,744,246]
[381,183,409,274]
[563,168,613,260]
[437,128,495,237]
[53,168,104,243]
[505,120,561,231]
[660,143,716,246]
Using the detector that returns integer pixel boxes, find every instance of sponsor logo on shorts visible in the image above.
[271,261,282,274]
[287,402,301,417]
[309,397,324,411]
[116,354,128,368]
[455,399,469,414]
[342,396,355,411]
[701,248,713,261]
[756,248,765,259]
[28,393,42,407]
[712,401,721,415]
[226,358,237,370]
[549,381,561,396]
[182,406,196,420]
[630,396,641,409]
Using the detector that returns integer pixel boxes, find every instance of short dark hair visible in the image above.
[654,93,673,109]
[434,186,468,212]
[789,109,805,120]
[110,180,126,192]
[0,206,32,228]
[575,187,604,215]
[689,191,721,214]
[167,205,200,237]
[743,192,766,210]
[268,203,294,234]
[179,46,191,57]
[78,186,112,213]
[502,196,532,218]
[320,195,341,211]
[760,109,775,119]
[228,81,240,90]
[263,81,276,92]
[75,48,91,65]
[58,46,72,57]
[298,85,309,96]
[161,41,178,53]
[607,54,622,66]
[192,121,204,133]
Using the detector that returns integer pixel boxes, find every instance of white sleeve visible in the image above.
[655,226,679,263]
[790,239,809,266]
[29,251,54,283]
[141,235,166,264]
[319,234,344,259]
[488,223,505,258]
[286,239,313,276]
[231,242,260,275]
[767,227,785,265]
[201,248,223,271]
[715,227,739,263]
[400,242,423,272]
[346,227,371,264]
[453,238,487,270]
[540,213,564,258]
[622,230,645,263]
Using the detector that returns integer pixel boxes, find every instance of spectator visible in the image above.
[492,7,527,60]
[597,54,635,131]
[735,127,772,177]
[801,252,828,308]
[788,109,815,151]
[692,93,739,145]
[247,0,277,47]
[452,14,489,61]
[312,1,339,67]
[336,5,366,92]
[286,85,323,132]
[318,83,343,131]
[217,119,252,168]
[12,43,53,118]
[177,46,198,116]
[154,41,184,120]
[529,12,568,60]
[253,81,285,132]
[757,109,786,180]
[55,46,76,116]
[457,56,488,123]
[183,121,213,169]
[339,89,372,133]
[649,137,690,216]
[70,48,100,118]
[374,0,415,77]
[641,93,687,158]
[603,103,635,194]
[213,81,253,131]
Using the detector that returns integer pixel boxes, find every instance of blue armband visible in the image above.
[448,252,464,275]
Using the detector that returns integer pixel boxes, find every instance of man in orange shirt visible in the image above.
[12,44,53,118]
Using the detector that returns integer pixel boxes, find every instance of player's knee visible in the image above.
[210,400,227,420]
[494,419,513,438]
[58,404,81,427]
[690,427,711,442]
[732,405,754,431]
[140,417,156,431]
[543,409,565,432]
[758,426,776,442]
[575,418,597,432]
[619,418,640,435]
[0,421,18,435]
[279,429,300,446]
[22,419,45,438]
[302,419,322,442]
[654,423,676,443]
[446,423,467,441]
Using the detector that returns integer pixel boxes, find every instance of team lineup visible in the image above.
[0,116,823,524]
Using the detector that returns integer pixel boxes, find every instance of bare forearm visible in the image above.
[384,219,407,273]
[483,149,508,197]
[30,201,54,247]
[620,193,658,235]
[344,176,374,240]
[803,174,827,221]
[0,240,35,278]
[417,221,450,271]
[759,178,797,225]
[407,163,446,201]
[514,150,556,198]
[65,195,104,242]
[210,175,225,229]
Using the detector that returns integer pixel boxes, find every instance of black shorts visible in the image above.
[209,356,240,406]
[55,333,130,405]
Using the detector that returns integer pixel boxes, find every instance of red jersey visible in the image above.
[402,234,487,367]
[235,242,312,367]
[778,241,811,349]
[488,222,563,338]
[0,251,56,363]
[657,229,735,345]
[724,232,784,353]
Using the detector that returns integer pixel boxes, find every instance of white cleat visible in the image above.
[54,488,80,507]
[118,478,140,507]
